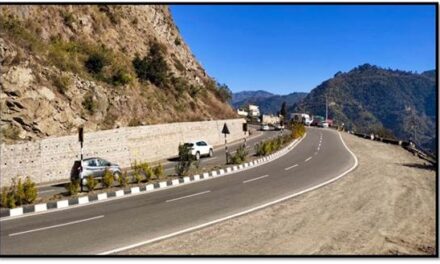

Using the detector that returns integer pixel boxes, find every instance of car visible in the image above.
[274,124,285,131]
[319,122,329,128]
[182,140,213,160]
[260,124,270,131]
[71,157,122,183]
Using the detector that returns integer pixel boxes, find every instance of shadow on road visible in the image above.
[400,162,436,171]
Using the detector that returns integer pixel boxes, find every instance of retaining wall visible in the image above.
[0,118,246,186]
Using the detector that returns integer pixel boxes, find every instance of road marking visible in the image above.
[8,215,104,237]
[38,189,56,194]
[165,190,211,203]
[305,156,312,162]
[243,175,269,184]
[284,164,298,171]
[204,157,217,162]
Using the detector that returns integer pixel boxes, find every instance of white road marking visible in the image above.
[243,175,269,184]
[9,215,104,237]
[204,157,217,162]
[284,164,299,171]
[305,156,312,162]
[166,190,211,203]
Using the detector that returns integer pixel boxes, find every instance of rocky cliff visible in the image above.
[0,5,236,144]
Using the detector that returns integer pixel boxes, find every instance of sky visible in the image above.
[170,5,436,94]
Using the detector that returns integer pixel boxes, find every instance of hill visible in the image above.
[0,5,236,144]
[233,90,307,115]
[292,64,436,152]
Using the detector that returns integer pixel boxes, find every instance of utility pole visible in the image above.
[222,123,230,164]
[325,95,328,121]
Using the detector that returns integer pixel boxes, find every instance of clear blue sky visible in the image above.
[170,5,436,94]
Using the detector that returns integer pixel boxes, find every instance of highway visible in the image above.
[36,126,283,198]
[0,127,356,255]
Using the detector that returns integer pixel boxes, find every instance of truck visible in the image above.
[290,113,313,126]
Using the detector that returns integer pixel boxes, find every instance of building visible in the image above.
[237,108,248,117]
[247,104,260,117]
[261,114,280,125]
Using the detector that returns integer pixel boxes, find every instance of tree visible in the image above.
[132,42,170,88]
[280,101,287,119]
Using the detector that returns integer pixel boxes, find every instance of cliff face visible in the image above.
[0,5,236,144]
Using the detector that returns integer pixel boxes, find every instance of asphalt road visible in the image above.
[0,127,356,255]
[36,127,283,199]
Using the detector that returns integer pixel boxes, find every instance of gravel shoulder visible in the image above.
[121,131,436,255]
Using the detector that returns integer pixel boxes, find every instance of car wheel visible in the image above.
[209,149,213,157]
[195,152,200,160]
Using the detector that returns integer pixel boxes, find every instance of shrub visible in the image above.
[7,192,16,209]
[132,41,170,87]
[133,171,143,184]
[216,83,232,102]
[15,178,25,206]
[1,124,20,140]
[153,164,164,179]
[1,187,8,208]
[118,171,129,187]
[85,52,107,74]
[112,69,132,86]
[102,169,114,189]
[65,180,80,196]
[291,122,306,139]
[175,144,194,176]
[86,175,97,192]
[229,144,248,164]
[174,37,181,46]
[62,11,75,28]
[82,93,97,114]
[53,74,71,95]
[23,177,37,204]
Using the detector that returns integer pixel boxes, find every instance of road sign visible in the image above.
[222,123,230,134]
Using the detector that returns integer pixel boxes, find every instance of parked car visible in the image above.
[274,124,285,131]
[260,124,271,131]
[319,122,329,128]
[71,157,122,183]
[182,140,214,160]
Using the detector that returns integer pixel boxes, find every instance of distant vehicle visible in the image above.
[319,122,329,128]
[71,157,122,183]
[326,119,333,127]
[311,115,325,126]
[182,140,213,160]
[261,124,271,131]
[291,113,312,126]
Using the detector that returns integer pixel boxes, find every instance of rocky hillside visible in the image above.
[292,64,436,152]
[0,5,236,144]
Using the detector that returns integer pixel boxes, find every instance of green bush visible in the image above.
[291,122,306,139]
[153,163,164,179]
[174,37,181,46]
[52,74,71,95]
[1,187,8,208]
[132,41,170,87]
[85,52,107,74]
[23,177,37,204]
[133,171,143,184]
[7,192,16,209]
[112,69,132,86]
[86,175,97,192]
[102,169,114,189]
[15,178,25,206]
[229,144,248,164]
[65,180,80,196]
[175,144,194,176]
[118,171,129,187]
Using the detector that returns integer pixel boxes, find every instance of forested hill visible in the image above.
[292,64,436,153]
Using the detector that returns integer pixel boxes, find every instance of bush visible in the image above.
[7,192,16,209]
[153,164,164,180]
[112,69,132,86]
[86,175,97,192]
[229,144,248,164]
[118,171,129,187]
[175,144,194,176]
[1,187,8,208]
[291,122,306,139]
[23,177,37,204]
[102,169,114,189]
[174,37,181,46]
[15,178,25,206]
[65,180,80,196]
[1,124,20,140]
[52,74,72,95]
[255,135,293,157]
[85,52,107,74]
[133,171,143,184]
[82,93,97,114]
[132,41,170,87]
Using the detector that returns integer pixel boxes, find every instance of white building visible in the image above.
[247,104,260,117]
[237,108,248,117]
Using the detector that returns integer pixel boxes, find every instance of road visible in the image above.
[36,127,284,199]
[0,127,356,255]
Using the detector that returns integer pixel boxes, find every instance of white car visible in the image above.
[319,122,329,128]
[183,140,214,160]
[261,124,270,131]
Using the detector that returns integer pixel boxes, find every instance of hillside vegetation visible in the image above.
[0,5,236,144]
[292,64,436,152]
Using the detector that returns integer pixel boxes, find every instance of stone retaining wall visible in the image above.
[0,118,246,186]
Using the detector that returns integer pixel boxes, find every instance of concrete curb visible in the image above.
[0,136,303,220]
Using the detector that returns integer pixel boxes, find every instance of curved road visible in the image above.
[0,127,356,255]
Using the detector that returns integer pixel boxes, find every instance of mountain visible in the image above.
[232,90,275,106]
[0,5,236,144]
[292,64,436,153]
[232,91,307,115]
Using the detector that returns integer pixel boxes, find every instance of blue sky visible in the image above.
[170,5,436,94]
